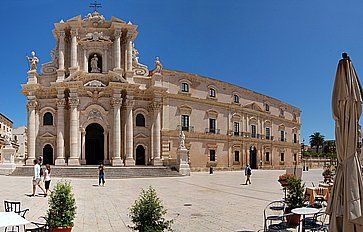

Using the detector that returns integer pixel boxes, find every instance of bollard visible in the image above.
[209,166,213,175]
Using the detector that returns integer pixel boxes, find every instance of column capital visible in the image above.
[148,101,162,111]
[70,28,78,37]
[26,100,38,110]
[56,99,66,108]
[114,29,122,38]
[69,98,79,107]
[58,29,65,38]
[111,98,122,108]
[123,99,134,109]
[125,30,133,41]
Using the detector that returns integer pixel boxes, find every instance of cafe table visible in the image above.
[291,207,319,232]
[0,211,30,228]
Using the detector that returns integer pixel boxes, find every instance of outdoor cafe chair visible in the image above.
[301,211,329,231]
[4,200,29,232]
[25,225,47,232]
[263,200,285,231]
[266,212,295,232]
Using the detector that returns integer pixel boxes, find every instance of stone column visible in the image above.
[124,99,135,166]
[104,131,108,162]
[83,49,88,72]
[25,100,37,165]
[81,129,86,164]
[55,98,66,165]
[150,101,163,166]
[103,49,108,73]
[70,28,78,72]
[111,98,123,166]
[57,30,65,82]
[126,32,133,72]
[113,29,122,72]
[68,98,80,165]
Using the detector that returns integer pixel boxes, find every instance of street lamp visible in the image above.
[301,139,305,171]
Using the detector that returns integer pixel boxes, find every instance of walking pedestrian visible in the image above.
[43,164,52,196]
[245,164,252,185]
[98,162,105,186]
[31,159,46,197]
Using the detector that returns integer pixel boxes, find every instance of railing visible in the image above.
[176,125,195,132]
[205,128,220,134]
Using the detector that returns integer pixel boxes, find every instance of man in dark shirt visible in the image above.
[98,163,105,186]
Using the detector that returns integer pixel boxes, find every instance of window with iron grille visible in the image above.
[251,125,257,138]
[280,130,285,141]
[209,118,216,133]
[265,127,270,140]
[234,122,240,135]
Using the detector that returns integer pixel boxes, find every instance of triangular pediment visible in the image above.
[110,16,126,23]
[243,102,264,112]
[134,133,148,139]
[41,132,55,138]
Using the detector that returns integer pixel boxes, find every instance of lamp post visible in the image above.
[301,139,305,171]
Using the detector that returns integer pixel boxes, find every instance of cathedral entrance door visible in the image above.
[249,146,257,169]
[43,144,54,165]
[85,123,104,165]
[136,145,146,165]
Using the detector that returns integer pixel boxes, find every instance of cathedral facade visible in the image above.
[22,11,301,170]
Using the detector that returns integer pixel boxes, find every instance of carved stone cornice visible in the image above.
[111,98,122,108]
[56,99,67,108]
[26,100,38,110]
[69,98,79,107]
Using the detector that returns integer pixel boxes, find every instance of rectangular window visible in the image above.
[209,118,216,133]
[234,151,240,162]
[181,83,189,92]
[265,127,270,140]
[293,134,297,143]
[280,130,285,142]
[251,125,257,138]
[265,152,270,162]
[281,153,285,162]
[265,104,270,111]
[234,122,240,136]
[181,115,189,131]
[294,153,297,162]
[210,150,216,162]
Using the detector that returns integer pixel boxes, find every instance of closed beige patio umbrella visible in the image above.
[326,53,363,231]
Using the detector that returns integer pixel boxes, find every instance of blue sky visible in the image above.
[0,0,362,143]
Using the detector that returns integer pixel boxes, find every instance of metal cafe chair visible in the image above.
[266,212,295,232]
[4,200,29,232]
[263,200,285,231]
[301,211,329,231]
[25,225,47,232]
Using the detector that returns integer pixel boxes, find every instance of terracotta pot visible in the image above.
[278,180,289,188]
[52,226,72,232]
[286,213,300,227]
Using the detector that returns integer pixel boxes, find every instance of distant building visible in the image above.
[0,113,19,159]
[13,126,27,163]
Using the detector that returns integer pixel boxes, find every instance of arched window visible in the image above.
[181,82,189,92]
[233,94,239,103]
[136,114,146,127]
[43,112,53,126]
[209,88,216,98]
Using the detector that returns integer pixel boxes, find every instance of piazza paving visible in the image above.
[0,169,324,231]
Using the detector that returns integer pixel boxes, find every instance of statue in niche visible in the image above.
[90,54,101,73]
[149,56,163,76]
[26,51,39,71]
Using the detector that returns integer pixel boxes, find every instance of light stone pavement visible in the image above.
[0,169,324,232]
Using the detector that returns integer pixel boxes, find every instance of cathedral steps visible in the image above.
[9,166,183,179]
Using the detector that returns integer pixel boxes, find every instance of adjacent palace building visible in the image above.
[21,11,301,170]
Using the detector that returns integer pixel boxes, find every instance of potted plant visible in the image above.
[47,182,77,232]
[285,176,305,227]
[322,168,333,183]
[278,173,294,188]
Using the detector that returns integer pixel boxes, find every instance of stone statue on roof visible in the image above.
[149,56,163,76]
[26,51,39,71]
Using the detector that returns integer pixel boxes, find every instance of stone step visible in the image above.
[10,166,182,179]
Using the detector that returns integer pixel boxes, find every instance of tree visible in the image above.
[309,132,325,153]
[129,186,173,232]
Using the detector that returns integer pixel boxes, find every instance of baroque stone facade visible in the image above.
[21,11,301,169]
